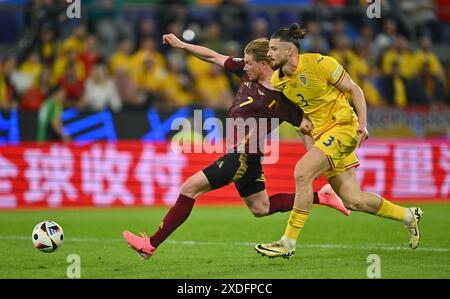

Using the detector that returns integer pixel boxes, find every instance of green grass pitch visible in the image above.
[0,203,449,278]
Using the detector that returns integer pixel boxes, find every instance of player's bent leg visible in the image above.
[236,153,345,218]
[329,168,423,249]
[147,171,212,249]
[246,188,350,217]
[255,147,330,258]
[373,193,423,249]
[328,169,376,213]
[243,190,270,217]
[180,171,212,199]
[123,171,212,259]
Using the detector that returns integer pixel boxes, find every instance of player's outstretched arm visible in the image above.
[162,33,228,67]
[336,73,369,147]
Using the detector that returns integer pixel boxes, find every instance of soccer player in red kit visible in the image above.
[123,34,349,259]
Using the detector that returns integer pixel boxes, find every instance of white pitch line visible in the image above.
[2,235,450,252]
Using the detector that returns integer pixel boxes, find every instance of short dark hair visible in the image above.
[270,23,307,51]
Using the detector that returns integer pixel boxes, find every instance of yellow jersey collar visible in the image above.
[271,55,303,90]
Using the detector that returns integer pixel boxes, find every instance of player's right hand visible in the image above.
[299,118,313,135]
[162,33,185,49]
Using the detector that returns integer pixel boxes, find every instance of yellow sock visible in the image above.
[284,208,309,240]
[376,198,407,222]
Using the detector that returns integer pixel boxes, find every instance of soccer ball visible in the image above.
[32,221,64,253]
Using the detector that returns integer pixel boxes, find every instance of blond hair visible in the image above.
[244,38,270,63]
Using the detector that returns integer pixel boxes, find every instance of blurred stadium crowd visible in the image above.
[0,0,449,115]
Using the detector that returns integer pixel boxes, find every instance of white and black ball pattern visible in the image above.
[32,221,64,253]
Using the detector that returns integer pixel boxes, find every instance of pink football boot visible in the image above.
[123,231,156,260]
[318,184,350,216]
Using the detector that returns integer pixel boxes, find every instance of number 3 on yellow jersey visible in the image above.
[297,93,308,108]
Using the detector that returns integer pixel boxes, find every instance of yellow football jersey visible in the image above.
[271,54,358,138]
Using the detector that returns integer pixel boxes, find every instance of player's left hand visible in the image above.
[162,33,186,49]
[357,124,369,148]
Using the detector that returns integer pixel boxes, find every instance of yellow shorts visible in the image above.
[315,122,360,179]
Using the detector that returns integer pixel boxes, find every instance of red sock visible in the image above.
[150,194,195,247]
[268,192,319,215]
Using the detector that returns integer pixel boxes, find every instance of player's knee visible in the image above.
[252,210,266,217]
[294,167,314,185]
[250,203,269,217]
[180,178,201,199]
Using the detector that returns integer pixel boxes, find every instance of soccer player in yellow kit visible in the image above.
[255,23,423,259]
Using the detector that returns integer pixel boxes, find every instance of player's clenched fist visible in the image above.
[162,33,186,49]
[299,117,313,136]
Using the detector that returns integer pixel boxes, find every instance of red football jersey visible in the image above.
[223,57,303,154]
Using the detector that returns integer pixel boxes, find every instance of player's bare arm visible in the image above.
[162,33,228,67]
[302,134,314,151]
[336,73,369,147]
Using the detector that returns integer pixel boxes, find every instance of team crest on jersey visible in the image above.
[233,58,243,62]
[298,73,308,86]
